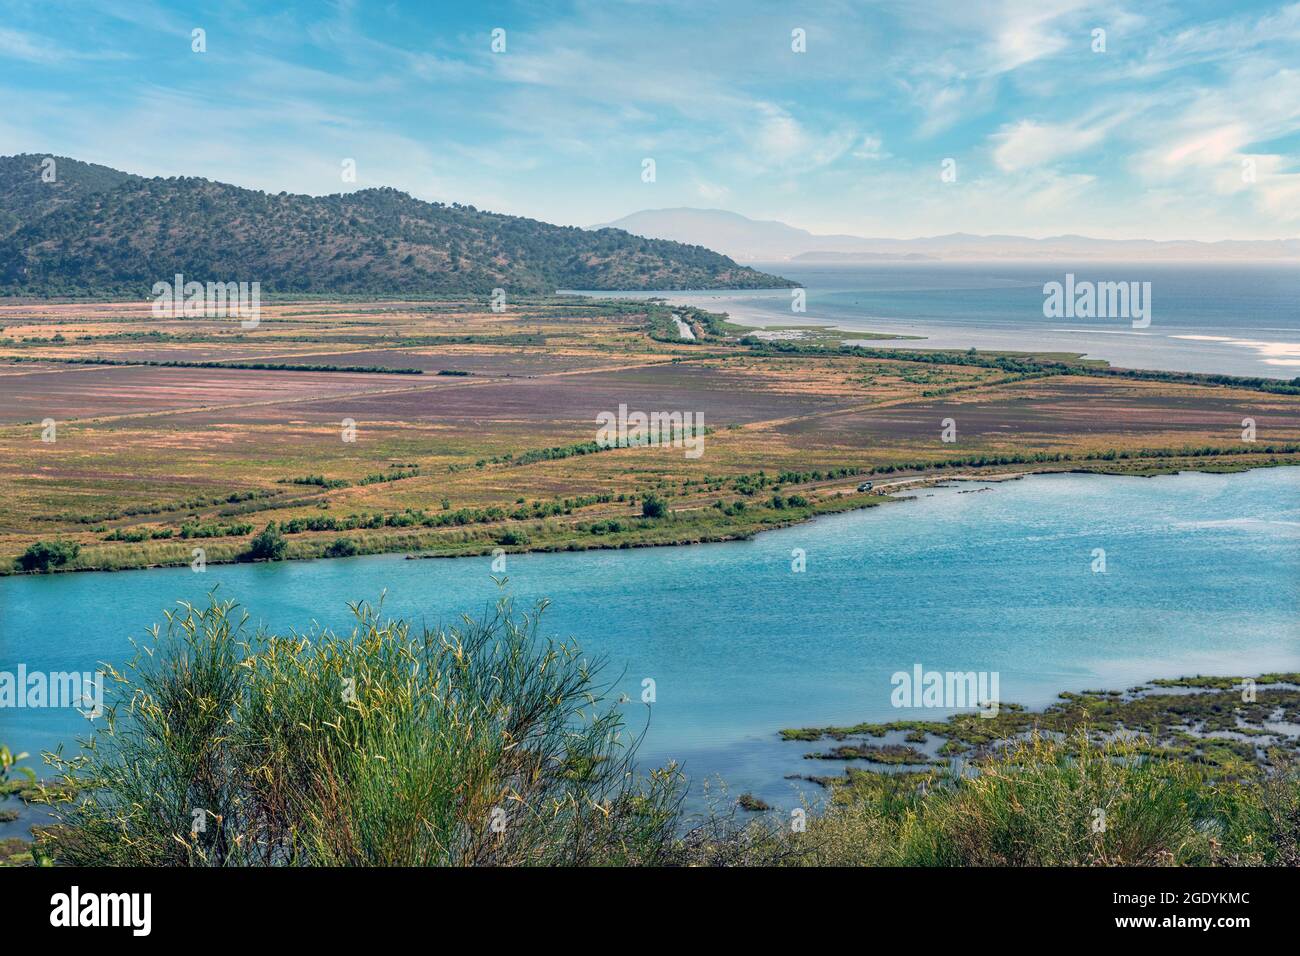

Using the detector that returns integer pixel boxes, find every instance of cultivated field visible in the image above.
[2,296,1298,573]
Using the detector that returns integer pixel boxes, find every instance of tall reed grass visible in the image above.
[788,733,1299,866]
[38,594,684,866]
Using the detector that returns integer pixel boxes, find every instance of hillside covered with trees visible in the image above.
[0,154,792,296]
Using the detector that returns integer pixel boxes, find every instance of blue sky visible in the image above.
[2,0,1298,240]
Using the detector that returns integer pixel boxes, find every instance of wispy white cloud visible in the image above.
[0,0,1296,239]
[1128,2,1300,79]
[992,119,1109,171]
[0,26,131,64]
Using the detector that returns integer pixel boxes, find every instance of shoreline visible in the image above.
[4,454,1296,580]
[755,671,1300,822]
[601,273,1300,382]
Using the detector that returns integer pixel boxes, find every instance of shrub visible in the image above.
[496,529,529,546]
[15,539,80,572]
[181,521,253,539]
[281,474,349,489]
[641,495,667,518]
[793,732,1238,866]
[37,595,685,866]
[242,522,287,562]
[1213,757,1300,866]
[325,538,358,558]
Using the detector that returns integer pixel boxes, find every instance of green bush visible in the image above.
[641,495,667,518]
[1213,756,1300,866]
[37,595,684,866]
[790,732,1266,867]
[242,522,287,562]
[325,537,358,558]
[15,539,80,572]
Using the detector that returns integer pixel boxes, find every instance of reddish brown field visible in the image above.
[279,347,638,376]
[0,363,424,423]
[775,377,1300,448]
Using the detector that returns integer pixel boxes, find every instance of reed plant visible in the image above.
[788,732,1289,866]
[37,593,683,866]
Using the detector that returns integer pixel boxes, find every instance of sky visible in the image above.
[1,0,1298,241]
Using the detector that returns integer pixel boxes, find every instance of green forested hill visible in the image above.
[0,154,791,296]
[0,155,136,238]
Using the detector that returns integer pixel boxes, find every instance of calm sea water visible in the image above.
[2,468,1297,814]
[590,261,1300,378]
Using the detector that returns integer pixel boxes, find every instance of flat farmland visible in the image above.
[2,295,1298,573]
[0,362,425,423]
[241,363,860,427]
[774,377,1300,450]
[269,347,641,376]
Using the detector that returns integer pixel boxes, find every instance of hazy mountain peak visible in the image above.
[595,208,1300,263]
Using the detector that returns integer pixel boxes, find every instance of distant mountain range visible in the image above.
[594,208,1300,263]
[0,156,791,297]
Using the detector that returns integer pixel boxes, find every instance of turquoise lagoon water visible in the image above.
[1,468,1298,813]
